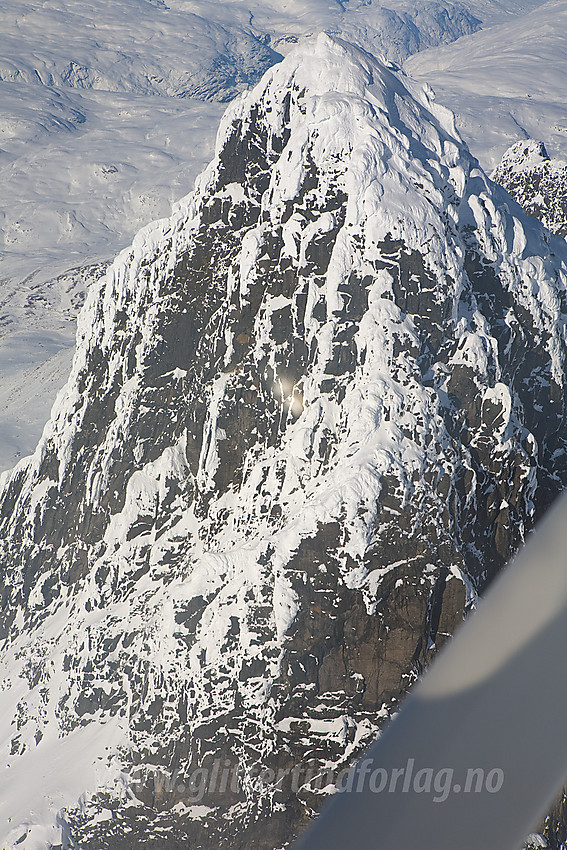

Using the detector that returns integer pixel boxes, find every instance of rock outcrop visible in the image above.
[492,139,567,238]
[1,35,567,849]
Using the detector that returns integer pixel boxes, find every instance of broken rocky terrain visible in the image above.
[1,34,567,850]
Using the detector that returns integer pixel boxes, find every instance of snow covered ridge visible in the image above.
[492,140,567,238]
[2,33,567,849]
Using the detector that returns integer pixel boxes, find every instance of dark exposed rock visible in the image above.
[1,35,567,850]
[492,139,567,238]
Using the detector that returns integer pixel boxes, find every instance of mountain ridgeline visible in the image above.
[1,35,567,849]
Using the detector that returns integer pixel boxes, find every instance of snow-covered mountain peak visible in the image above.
[197,32,473,293]
[496,139,551,173]
[214,32,462,179]
[492,138,567,238]
[1,36,567,850]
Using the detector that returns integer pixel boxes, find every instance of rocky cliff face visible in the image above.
[492,139,567,238]
[1,35,567,850]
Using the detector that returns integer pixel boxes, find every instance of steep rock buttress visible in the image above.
[1,34,567,849]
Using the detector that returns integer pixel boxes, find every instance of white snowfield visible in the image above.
[0,0,555,470]
[404,0,567,171]
[0,81,224,470]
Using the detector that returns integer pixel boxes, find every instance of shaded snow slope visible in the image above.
[1,34,567,849]
[0,262,107,471]
[404,0,567,170]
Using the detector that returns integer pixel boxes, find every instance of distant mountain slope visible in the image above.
[0,0,482,99]
[0,86,225,471]
[404,0,567,171]
[1,34,567,850]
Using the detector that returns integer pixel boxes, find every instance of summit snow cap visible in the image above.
[208,32,465,246]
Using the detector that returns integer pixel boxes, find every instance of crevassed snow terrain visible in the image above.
[404,0,567,171]
[1,34,567,849]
